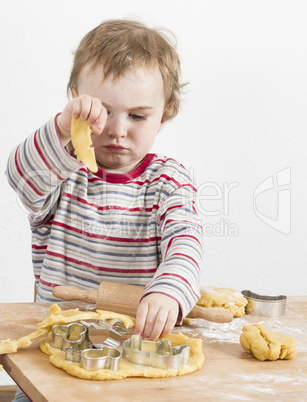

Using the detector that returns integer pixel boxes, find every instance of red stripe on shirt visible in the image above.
[164,233,202,251]
[153,157,177,164]
[46,250,157,274]
[134,174,182,188]
[32,244,48,250]
[39,278,60,288]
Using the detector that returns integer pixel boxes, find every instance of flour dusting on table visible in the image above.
[178,305,307,353]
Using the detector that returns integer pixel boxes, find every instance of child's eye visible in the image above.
[129,113,146,121]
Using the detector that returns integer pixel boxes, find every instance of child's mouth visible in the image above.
[104,145,126,153]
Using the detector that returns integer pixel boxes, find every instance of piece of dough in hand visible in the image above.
[71,117,98,172]
[240,324,297,361]
[197,286,248,317]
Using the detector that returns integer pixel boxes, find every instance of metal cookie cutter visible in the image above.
[51,323,91,352]
[79,319,129,348]
[242,290,287,317]
[122,335,190,370]
[50,322,122,371]
[80,347,121,371]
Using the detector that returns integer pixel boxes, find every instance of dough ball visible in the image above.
[240,324,297,361]
[197,287,248,317]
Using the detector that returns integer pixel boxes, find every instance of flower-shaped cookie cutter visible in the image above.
[51,323,91,352]
[122,334,190,370]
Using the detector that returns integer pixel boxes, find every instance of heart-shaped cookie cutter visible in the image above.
[122,334,190,370]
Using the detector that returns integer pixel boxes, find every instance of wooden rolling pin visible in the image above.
[53,281,233,323]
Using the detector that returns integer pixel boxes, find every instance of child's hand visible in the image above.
[57,95,108,146]
[135,293,179,341]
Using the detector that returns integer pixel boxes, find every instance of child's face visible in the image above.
[73,64,166,173]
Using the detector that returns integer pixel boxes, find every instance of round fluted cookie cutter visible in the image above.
[242,290,287,317]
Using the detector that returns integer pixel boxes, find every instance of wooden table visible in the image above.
[0,297,306,401]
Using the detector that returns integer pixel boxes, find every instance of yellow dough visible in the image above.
[0,328,49,355]
[240,324,297,361]
[38,304,135,330]
[244,299,255,314]
[40,332,204,380]
[71,117,98,172]
[197,286,248,317]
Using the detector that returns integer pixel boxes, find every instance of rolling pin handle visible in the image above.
[52,286,97,305]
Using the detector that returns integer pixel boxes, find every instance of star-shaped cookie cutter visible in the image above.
[122,334,190,370]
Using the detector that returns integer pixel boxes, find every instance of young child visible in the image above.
[6,19,203,343]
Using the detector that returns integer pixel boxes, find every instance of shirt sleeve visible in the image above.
[142,179,203,322]
[5,115,82,228]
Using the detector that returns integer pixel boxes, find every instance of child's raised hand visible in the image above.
[135,293,179,341]
[57,95,108,146]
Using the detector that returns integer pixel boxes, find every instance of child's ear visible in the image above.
[71,87,78,98]
[159,107,169,130]
[159,120,166,132]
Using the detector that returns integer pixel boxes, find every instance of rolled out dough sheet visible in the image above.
[40,331,204,380]
[0,303,204,379]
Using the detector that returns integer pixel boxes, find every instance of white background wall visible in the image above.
[1,0,306,386]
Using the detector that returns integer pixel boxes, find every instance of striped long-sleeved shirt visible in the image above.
[6,116,203,319]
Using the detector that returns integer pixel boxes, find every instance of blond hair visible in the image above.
[67,19,185,122]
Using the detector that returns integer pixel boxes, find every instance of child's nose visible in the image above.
[106,117,127,138]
